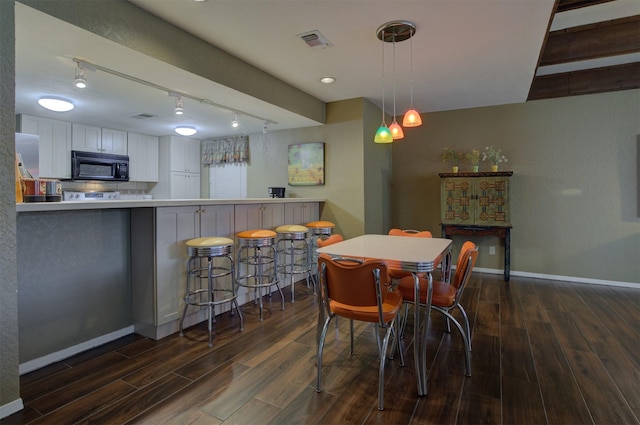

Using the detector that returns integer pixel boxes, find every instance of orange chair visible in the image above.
[396,241,478,376]
[386,229,433,282]
[315,233,344,248]
[316,253,404,411]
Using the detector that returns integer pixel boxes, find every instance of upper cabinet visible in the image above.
[151,136,201,199]
[17,114,72,179]
[440,172,512,227]
[169,136,200,173]
[128,132,159,182]
[72,123,127,155]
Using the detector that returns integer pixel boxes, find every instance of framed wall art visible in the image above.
[288,142,324,186]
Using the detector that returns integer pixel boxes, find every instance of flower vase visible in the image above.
[452,165,459,173]
[491,164,498,172]
[472,165,479,173]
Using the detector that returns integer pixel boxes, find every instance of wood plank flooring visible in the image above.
[4,273,639,425]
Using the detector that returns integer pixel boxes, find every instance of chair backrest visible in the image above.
[318,253,389,317]
[388,228,433,238]
[316,233,344,248]
[452,241,479,291]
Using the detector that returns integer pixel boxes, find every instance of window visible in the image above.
[209,163,247,198]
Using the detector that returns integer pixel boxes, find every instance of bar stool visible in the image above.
[180,236,243,347]
[276,224,313,302]
[235,229,283,321]
[306,220,335,284]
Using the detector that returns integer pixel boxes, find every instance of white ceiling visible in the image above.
[16,0,565,139]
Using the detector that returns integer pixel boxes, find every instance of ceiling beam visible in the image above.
[528,61,640,100]
[540,15,640,66]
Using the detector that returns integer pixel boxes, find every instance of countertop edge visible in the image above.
[16,198,326,213]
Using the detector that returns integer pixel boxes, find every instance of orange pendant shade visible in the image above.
[389,120,404,140]
[402,108,422,127]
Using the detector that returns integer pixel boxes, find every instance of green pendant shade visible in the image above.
[374,124,393,143]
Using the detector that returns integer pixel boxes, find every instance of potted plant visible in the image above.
[482,146,508,171]
[466,148,481,172]
[441,148,464,173]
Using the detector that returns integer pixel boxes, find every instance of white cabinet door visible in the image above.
[18,114,71,179]
[101,128,127,155]
[185,138,201,173]
[128,133,158,182]
[200,205,235,238]
[234,203,284,232]
[72,123,101,153]
[170,172,200,199]
[155,206,199,326]
[169,136,200,172]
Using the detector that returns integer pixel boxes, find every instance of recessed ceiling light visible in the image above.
[320,77,336,84]
[37,96,75,112]
[175,126,197,136]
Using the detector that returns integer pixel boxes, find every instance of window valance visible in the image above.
[202,135,249,165]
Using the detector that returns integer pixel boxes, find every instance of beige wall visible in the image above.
[1,0,21,415]
[391,89,640,284]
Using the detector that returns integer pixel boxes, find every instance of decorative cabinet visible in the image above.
[127,132,159,182]
[440,171,513,281]
[17,114,72,179]
[152,136,201,199]
[440,172,512,226]
[72,123,127,155]
[131,205,234,339]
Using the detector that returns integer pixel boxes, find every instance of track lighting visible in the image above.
[263,121,269,134]
[175,96,184,115]
[74,65,87,89]
[232,113,239,128]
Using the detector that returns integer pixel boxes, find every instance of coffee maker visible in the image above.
[268,187,285,198]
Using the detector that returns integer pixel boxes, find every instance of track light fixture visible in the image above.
[74,65,87,89]
[232,113,239,128]
[175,96,184,115]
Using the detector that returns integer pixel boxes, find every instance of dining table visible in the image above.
[316,234,452,396]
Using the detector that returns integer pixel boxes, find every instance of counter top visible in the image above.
[16,198,325,213]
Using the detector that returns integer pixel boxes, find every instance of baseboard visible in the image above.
[474,267,640,289]
[0,398,24,419]
[19,325,135,375]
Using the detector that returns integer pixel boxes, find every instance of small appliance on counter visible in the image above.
[63,191,121,201]
[268,187,285,198]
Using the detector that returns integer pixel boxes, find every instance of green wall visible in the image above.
[391,89,640,284]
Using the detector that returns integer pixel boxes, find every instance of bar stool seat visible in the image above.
[276,224,312,302]
[180,236,243,347]
[236,229,283,321]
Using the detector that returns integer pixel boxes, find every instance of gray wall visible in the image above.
[0,0,20,414]
[391,89,640,284]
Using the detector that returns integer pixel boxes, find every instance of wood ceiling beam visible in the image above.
[540,15,640,66]
[528,61,640,100]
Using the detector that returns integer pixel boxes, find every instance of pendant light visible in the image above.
[374,28,392,144]
[402,23,422,127]
[388,33,404,140]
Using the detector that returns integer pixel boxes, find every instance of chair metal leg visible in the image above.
[316,316,332,393]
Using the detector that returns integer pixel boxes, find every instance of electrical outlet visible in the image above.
[489,246,496,255]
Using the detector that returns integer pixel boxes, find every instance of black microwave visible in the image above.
[71,150,129,182]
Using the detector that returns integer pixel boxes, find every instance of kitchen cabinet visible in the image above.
[234,203,285,233]
[284,202,319,225]
[151,136,201,199]
[17,114,72,179]
[72,123,127,155]
[127,132,159,182]
[131,204,234,339]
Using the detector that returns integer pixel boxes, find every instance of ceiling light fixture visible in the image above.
[319,76,336,84]
[374,28,392,144]
[232,113,239,128]
[38,96,75,112]
[388,33,404,140]
[175,125,197,136]
[74,65,87,89]
[401,23,422,128]
[175,98,184,115]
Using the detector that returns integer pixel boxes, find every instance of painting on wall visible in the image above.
[288,142,324,186]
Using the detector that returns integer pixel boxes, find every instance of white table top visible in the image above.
[316,234,452,273]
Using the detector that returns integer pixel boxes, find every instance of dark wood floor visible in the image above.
[5,273,640,425]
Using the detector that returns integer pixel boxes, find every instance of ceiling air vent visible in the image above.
[298,30,333,50]
[129,113,157,119]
